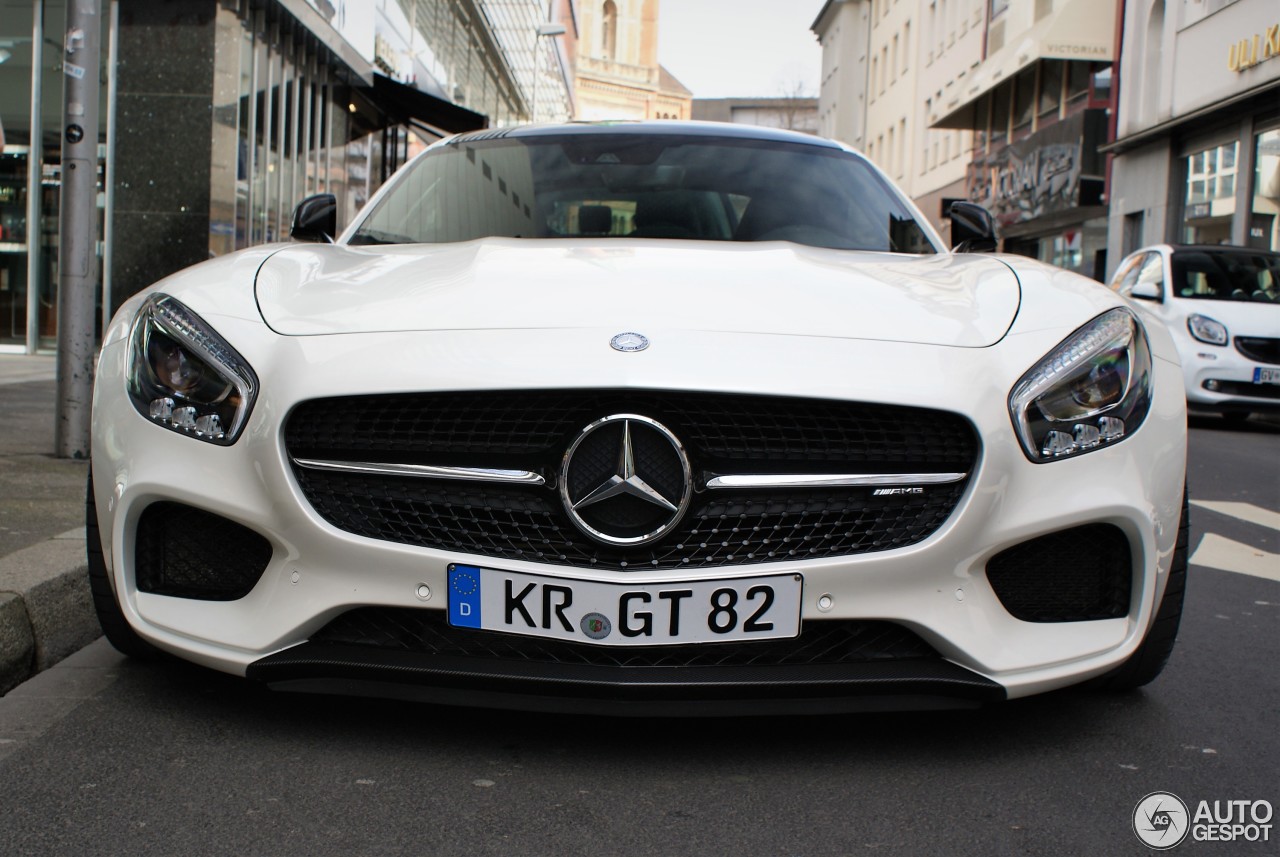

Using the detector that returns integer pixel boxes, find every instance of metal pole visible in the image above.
[55,0,102,458]
[101,0,118,336]
[25,0,44,355]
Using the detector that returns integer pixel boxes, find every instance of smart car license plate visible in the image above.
[1255,367,1280,385]
[447,565,802,646]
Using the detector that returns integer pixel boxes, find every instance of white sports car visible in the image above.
[89,122,1188,715]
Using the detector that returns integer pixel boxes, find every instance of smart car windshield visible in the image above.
[349,132,937,253]
[1170,249,1280,303]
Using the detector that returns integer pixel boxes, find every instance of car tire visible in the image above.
[1093,489,1189,691]
[86,473,162,660]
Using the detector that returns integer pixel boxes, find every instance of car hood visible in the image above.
[254,239,1021,347]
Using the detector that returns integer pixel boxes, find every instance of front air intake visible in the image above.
[985,524,1132,622]
[135,502,272,600]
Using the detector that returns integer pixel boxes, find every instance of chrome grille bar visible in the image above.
[293,459,546,486]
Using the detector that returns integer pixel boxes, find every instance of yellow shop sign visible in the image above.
[1228,23,1280,72]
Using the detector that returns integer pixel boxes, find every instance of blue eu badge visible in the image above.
[448,566,482,628]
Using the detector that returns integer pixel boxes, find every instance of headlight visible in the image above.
[126,294,259,445]
[1187,313,1228,346]
[1009,308,1152,463]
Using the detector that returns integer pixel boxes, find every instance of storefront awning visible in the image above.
[361,74,489,137]
[932,0,1116,129]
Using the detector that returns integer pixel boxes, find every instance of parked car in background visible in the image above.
[1108,244,1280,423]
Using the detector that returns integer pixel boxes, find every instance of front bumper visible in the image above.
[90,322,1188,708]
[1180,340,1280,414]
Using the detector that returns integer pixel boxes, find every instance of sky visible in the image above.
[656,0,827,100]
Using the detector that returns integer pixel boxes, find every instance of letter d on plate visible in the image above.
[449,566,483,628]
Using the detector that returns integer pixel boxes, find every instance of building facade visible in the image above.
[914,0,982,242]
[0,0,575,353]
[931,0,1119,279]
[1105,0,1280,273]
[811,0,981,242]
[812,0,871,152]
[573,0,691,121]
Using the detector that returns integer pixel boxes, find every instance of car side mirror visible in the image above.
[290,193,337,243]
[949,201,998,253]
[1129,281,1162,301]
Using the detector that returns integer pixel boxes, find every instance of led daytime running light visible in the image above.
[1009,308,1151,463]
[126,294,258,445]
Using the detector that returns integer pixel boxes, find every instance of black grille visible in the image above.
[285,390,978,570]
[1235,337,1280,365]
[985,524,1131,622]
[135,503,273,600]
[285,390,978,468]
[310,607,939,668]
[294,469,969,570]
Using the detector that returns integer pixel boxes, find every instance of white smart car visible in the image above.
[89,122,1188,714]
[1108,244,1280,423]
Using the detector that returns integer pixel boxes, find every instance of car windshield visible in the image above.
[349,132,937,253]
[1170,249,1280,303]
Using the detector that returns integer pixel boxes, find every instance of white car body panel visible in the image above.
[254,242,1021,347]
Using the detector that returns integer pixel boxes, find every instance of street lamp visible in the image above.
[531,22,566,125]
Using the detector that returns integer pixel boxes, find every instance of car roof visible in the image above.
[446,120,850,152]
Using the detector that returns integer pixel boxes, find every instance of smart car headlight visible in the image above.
[1009,308,1152,462]
[126,294,258,445]
[1187,313,1228,346]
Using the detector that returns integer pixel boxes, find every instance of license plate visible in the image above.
[1255,367,1280,385]
[447,565,802,646]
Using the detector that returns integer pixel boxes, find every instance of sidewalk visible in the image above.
[0,355,100,694]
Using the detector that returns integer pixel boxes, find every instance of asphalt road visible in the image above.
[1,417,1276,857]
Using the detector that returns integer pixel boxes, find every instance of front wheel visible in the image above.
[86,473,161,659]
[1094,490,1189,690]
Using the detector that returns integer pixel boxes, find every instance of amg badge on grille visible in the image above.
[559,414,691,547]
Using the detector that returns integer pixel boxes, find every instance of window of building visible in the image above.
[903,23,910,73]
[602,1,618,61]
[990,0,1010,17]
[989,89,1009,148]
[1181,141,1239,245]
[1038,60,1063,122]
[1066,61,1091,105]
[1012,67,1036,136]
[1252,127,1280,251]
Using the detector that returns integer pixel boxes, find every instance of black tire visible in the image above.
[1094,489,1189,691]
[86,473,161,659]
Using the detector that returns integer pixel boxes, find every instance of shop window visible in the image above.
[1066,62,1091,106]
[989,89,1009,149]
[1090,65,1112,106]
[1181,141,1238,245]
[1038,61,1062,123]
[1012,68,1035,137]
[1252,128,1280,251]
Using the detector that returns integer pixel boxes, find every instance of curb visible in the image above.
[0,528,101,695]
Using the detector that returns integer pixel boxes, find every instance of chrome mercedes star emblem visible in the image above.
[573,420,678,514]
[559,414,691,547]
[610,332,649,352]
